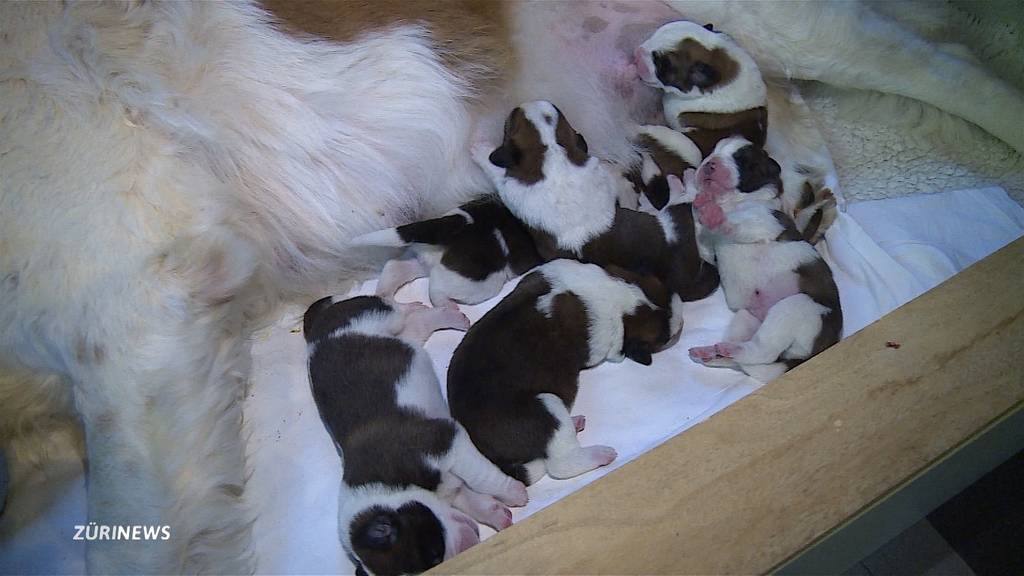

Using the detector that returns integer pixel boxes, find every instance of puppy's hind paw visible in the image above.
[498,479,528,508]
[688,344,718,363]
[571,415,586,433]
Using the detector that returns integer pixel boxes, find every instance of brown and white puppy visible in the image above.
[623,124,703,212]
[634,21,767,158]
[447,259,684,485]
[474,101,720,302]
[352,197,542,307]
[304,293,528,575]
[685,138,842,381]
[635,20,838,242]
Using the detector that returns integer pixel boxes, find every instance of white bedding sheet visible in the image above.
[2,187,1022,574]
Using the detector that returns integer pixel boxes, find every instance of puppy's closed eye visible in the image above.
[687,61,719,88]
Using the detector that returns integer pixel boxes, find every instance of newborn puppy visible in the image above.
[448,260,684,484]
[474,100,719,302]
[634,21,767,157]
[352,197,542,307]
[636,21,838,243]
[685,138,842,382]
[623,124,703,212]
[304,293,527,575]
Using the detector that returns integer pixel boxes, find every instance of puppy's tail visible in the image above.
[302,296,335,342]
[350,211,472,248]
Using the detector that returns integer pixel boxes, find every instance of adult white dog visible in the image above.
[1,1,1021,572]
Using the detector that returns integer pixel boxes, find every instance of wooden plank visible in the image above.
[434,236,1024,575]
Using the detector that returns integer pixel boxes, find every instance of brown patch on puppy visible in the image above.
[653,38,739,94]
[489,107,546,185]
[678,107,768,157]
[772,211,805,242]
[635,134,694,178]
[262,0,513,93]
[796,259,842,360]
[797,181,816,212]
[732,142,782,194]
[602,265,675,366]
[553,108,589,167]
[349,502,446,576]
[526,207,719,302]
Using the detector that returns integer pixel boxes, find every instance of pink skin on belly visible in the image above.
[543,1,680,117]
[746,272,801,322]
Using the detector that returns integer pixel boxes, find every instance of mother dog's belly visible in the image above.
[503,1,681,162]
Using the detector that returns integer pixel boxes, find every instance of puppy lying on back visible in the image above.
[685,137,842,381]
[448,259,684,485]
[304,291,527,575]
[474,100,719,302]
[623,124,702,212]
[635,21,837,243]
[352,197,542,307]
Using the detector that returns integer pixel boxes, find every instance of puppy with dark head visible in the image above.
[447,259,684,485]
[474,100,719,302]
[304,289,528,575]
[634,21,767,157]
[352,197,542,308]
[684,137,842,381]
[623,124,703,212]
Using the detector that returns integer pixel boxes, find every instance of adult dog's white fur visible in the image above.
[1,1,1021,572]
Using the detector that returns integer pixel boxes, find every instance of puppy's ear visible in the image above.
[488,144,519,169]
[703,23,714,31]
[687,61,720,89]
[622,340,654,366]
[352,513,399,550]
[576,133,588,154]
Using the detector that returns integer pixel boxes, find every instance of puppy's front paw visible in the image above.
[713,342,739,359]
[697,202,726,230]
[571,415,586,433]
[688,344,718,363]
[499,480,529,508]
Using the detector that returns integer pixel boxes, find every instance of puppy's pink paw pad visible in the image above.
[493,506,513,531]
[689,345,717,363]
[499,481,528,507]
[571,415,586,433]
[714,342,738,358]
[445,310,471,330]
[586,445,617,467]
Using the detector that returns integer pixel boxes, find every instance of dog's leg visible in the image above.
[537,394,617,480]
[725,309,762,342]
[376,257,427,299]
[76,315,254,574]
[739,362,790,383]
[710,294,824,366]
[398,305,470,345]
[446,425,528,507]
[450,485,513,531]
